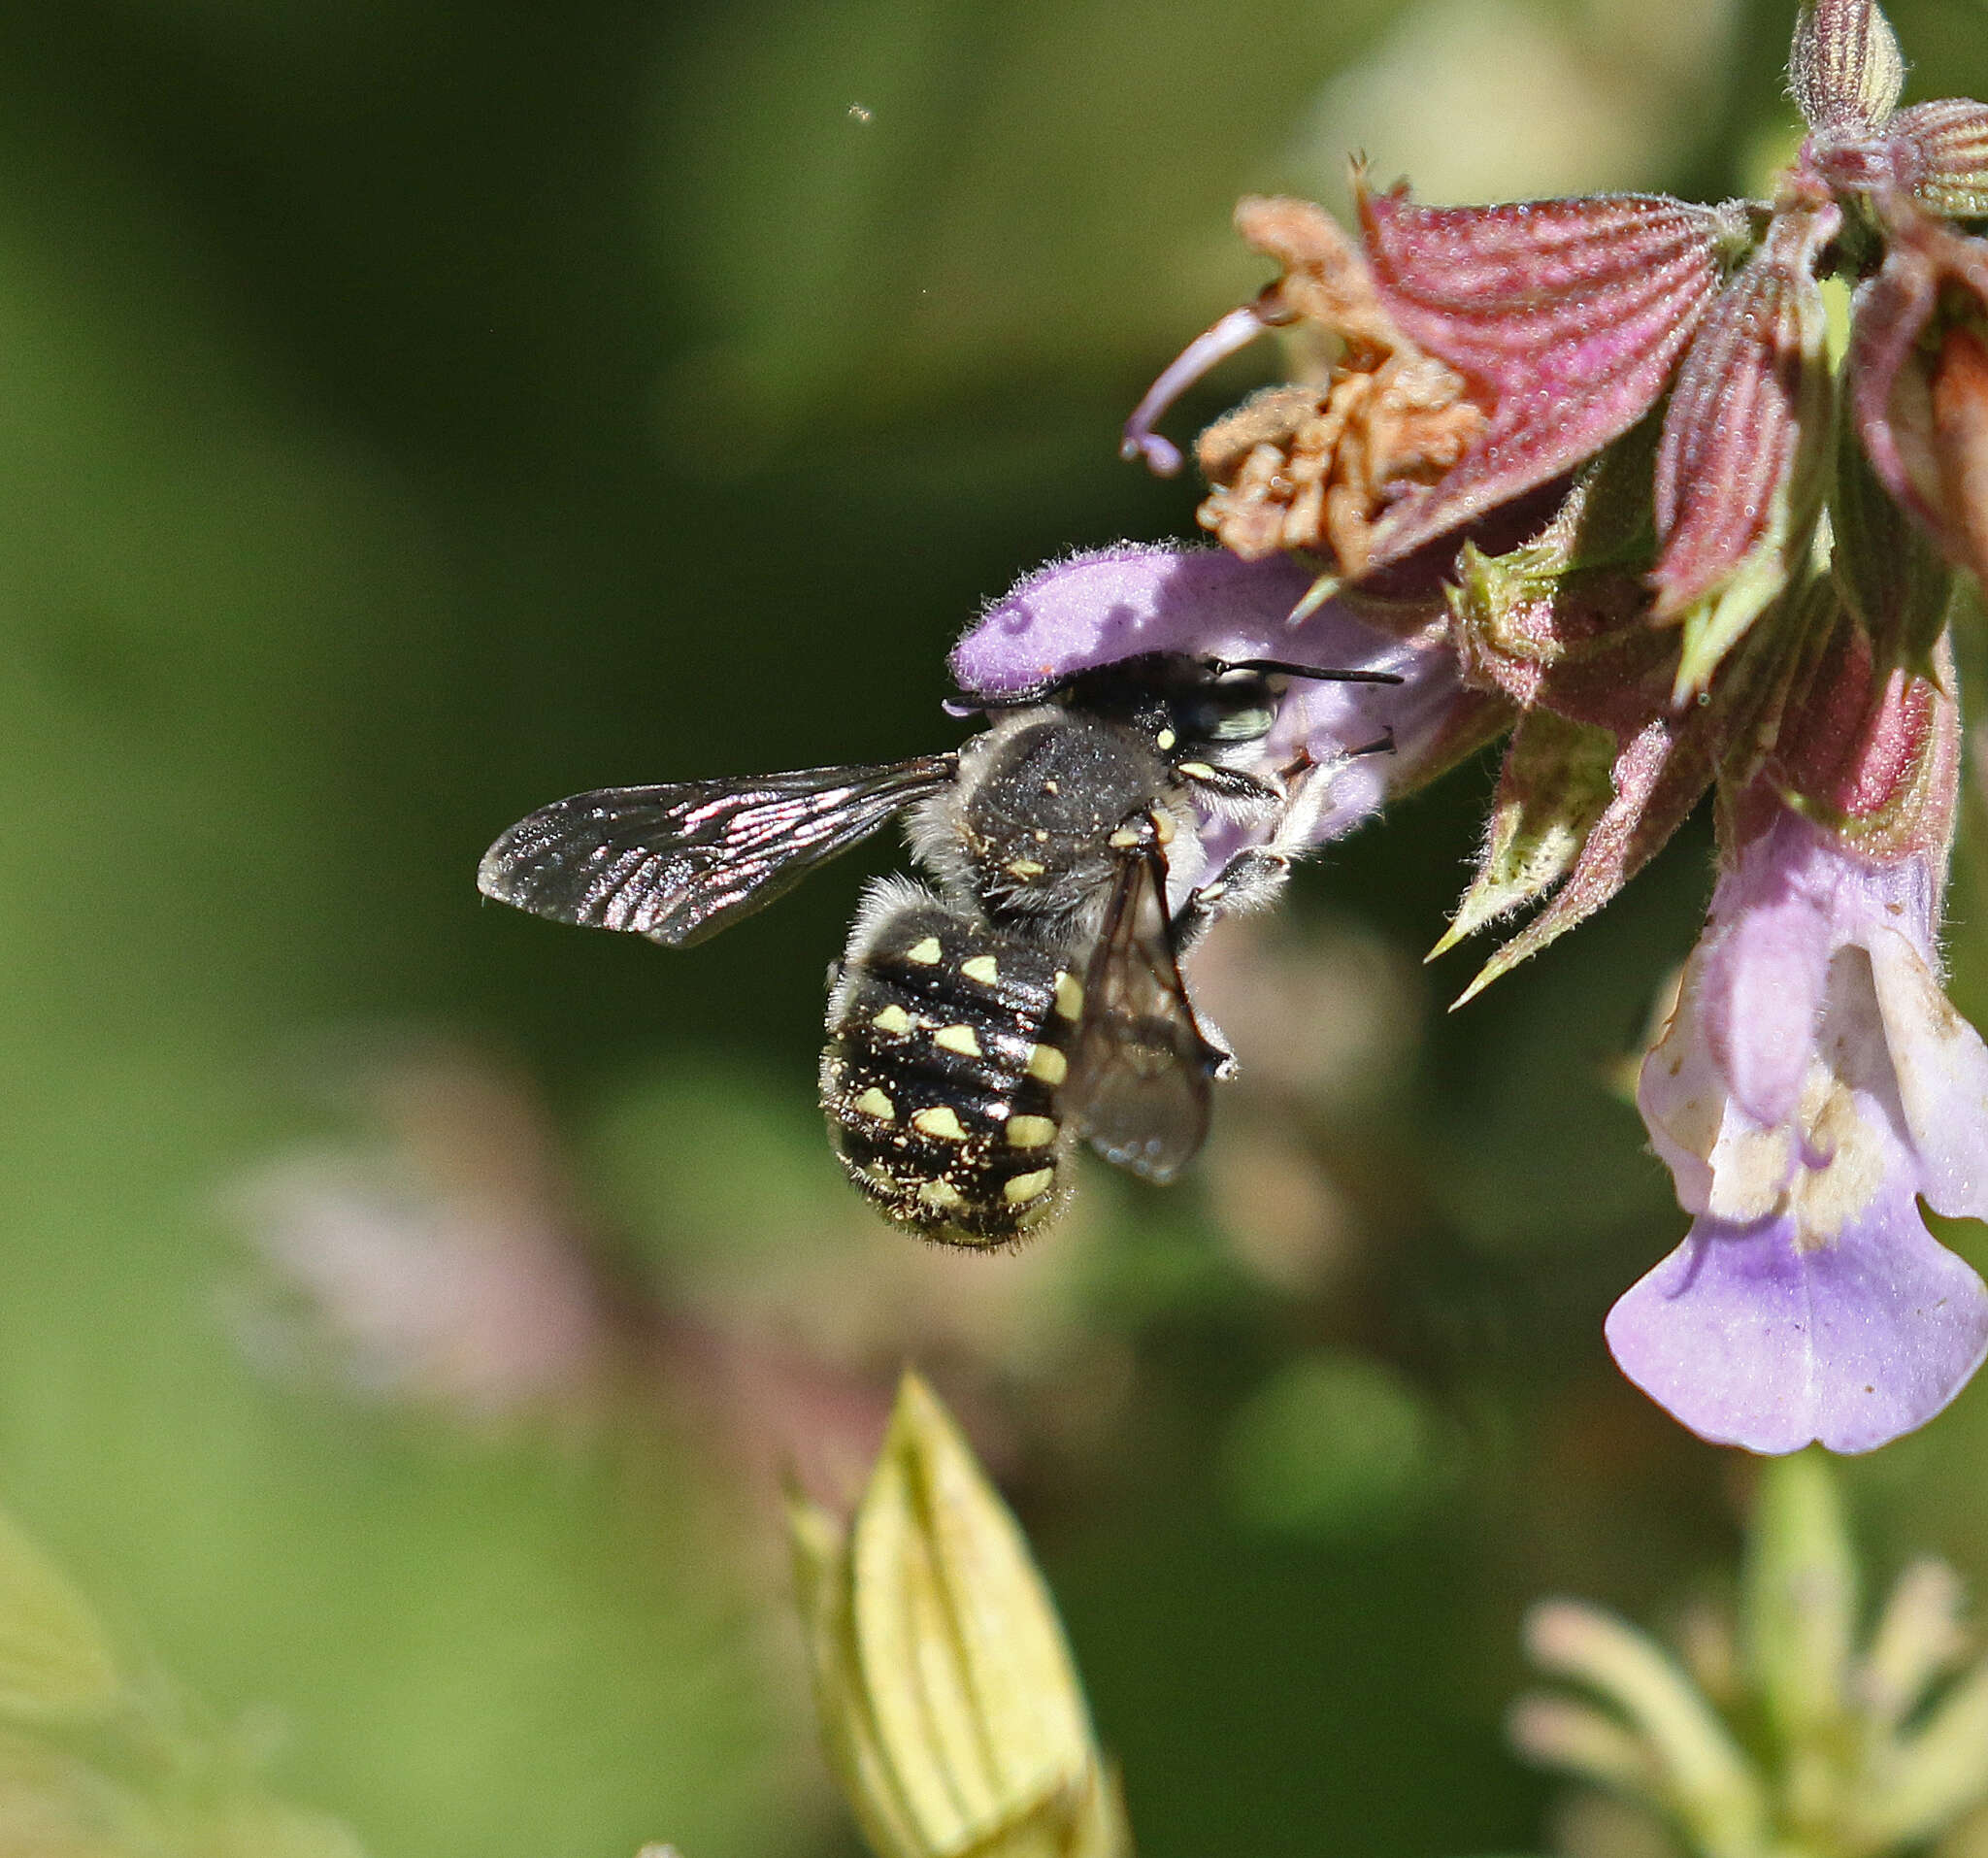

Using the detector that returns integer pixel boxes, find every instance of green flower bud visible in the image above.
[789,1374,1131,1858]
[0,1505,121,1722]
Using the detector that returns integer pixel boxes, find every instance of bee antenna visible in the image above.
[1214,657,1406,687]
[943,684,1054,719]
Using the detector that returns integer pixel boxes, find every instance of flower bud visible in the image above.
[1652,207,1838,701]
[789,1374,1130,1858]
[0,1506,121,1722]
[1848,208,1988,594]
[1891,99,1988,218]
[1791,0,1904,133]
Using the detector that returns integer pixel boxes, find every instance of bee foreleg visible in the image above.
[1173,846,1295,947]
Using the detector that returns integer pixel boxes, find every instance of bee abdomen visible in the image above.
[820,902,1083,1247]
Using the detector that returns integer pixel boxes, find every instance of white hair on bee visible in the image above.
[826,874,947,1027]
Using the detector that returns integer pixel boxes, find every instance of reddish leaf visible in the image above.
[1893,99,1988,217]
[1358,186,1722,569]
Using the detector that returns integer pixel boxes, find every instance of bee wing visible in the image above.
[1066,844,1223,1182]
[477,755,958,947]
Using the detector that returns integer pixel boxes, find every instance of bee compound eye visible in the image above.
[1174,673,1280,745]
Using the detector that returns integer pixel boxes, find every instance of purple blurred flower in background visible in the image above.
[1121,0,1988,1451]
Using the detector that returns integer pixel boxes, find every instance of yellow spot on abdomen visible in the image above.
[905,937,943,965]
[933,1024,981,1058]
[1004,1168,1056,1204]
[871,1005,914,1036]
[1005,858,1045,880]
[961,954,1001,985]
[854,1087,896,1121]
[1026,1044,1068,1085]
[1007,1114,1057,1148]
[1053,973,1084,1020]
[1177,761,1216,780]
[917,1179,965,1212]
[912,1106,969,1141]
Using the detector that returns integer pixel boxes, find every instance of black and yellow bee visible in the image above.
[478,650,1395,1246]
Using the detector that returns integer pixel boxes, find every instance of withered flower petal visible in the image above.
[1183,196,1491,573]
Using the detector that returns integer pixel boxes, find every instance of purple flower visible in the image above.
[1610,799,1988,1453]
[950,545,1501,904]
[1119,0,1988,1449]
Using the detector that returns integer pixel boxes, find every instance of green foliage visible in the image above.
[0,4,1981,1858]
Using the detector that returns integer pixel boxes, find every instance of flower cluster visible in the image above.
[1515,1452,1988,1858]
[963,0,1988,1453]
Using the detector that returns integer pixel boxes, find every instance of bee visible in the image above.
[477,650,1399,1247]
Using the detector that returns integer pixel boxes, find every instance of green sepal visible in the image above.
[1450,411,1663,635]
[1430,710,1616,959]
[1672,536,1806,706]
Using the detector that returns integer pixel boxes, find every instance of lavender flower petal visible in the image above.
[1869,929,1988,1221]
[1606,1188,1988,1454]
[1689,807,1910,1131]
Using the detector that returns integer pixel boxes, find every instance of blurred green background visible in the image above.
[1,0,1986,1854]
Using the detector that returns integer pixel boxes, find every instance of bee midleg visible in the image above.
[1173,736,1370,948]
[1175,760,1283,818]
